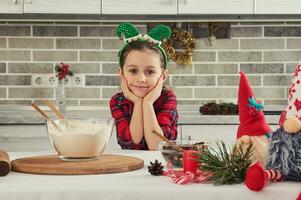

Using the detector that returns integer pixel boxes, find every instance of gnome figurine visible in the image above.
[245,64,301,192]
[235,72,272,166]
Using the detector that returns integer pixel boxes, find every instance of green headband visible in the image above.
[116,22,171,69]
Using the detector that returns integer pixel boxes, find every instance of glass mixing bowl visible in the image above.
[46,117,114,161]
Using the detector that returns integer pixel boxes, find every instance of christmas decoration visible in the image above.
[164,163,210,184]
[199,102,238,115]
[235,71,271,166]
[197,141,253,185]
[148,159,164,176]
[245,63,301,192]
[54,62,73,115]
[279,63,301,127]
[162,29,196,66]
[245,161,283,191]
[116,22,171,69]
[266,63,301,182]
[183,150,198,173]
[55,62,73,81]
[161,141,207,168]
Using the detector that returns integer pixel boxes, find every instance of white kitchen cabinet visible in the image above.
[0,0,23,13]
[178,0,254,14]
[256,0,301,14]
[102,0,177,14]
[23,0,101,14]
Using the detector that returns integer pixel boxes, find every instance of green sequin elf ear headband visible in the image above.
[116,22,171,69]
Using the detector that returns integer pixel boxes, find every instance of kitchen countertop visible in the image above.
[2,150,300,200]
[0,105,282,125]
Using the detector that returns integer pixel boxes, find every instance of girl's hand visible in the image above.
[144,76,163,104]
[120,75,142,104]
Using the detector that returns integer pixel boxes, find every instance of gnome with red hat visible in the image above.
[245,64,301,192]
[235,71,272,166]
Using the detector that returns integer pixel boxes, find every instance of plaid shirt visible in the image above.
[110,89,178,150]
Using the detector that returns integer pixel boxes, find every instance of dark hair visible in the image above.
[120,41,165,69]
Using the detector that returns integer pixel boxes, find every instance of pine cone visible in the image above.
[148,160,164,176]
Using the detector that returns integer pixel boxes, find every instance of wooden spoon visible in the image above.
[44,99,65,119]
[152,130,184,151]
[31,102,61,131]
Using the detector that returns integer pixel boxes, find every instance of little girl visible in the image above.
[110,23,178,150]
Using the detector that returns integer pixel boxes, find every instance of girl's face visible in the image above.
[120,49,168,98]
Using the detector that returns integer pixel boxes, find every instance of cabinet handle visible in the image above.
[13,0,17,4]
[28,0,32,3]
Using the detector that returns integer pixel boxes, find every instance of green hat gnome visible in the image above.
[116,22,171,69]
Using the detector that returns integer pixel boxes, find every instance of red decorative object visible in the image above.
[297,192,301,200]
[183,150,198,173]
[237,72,271,139]
[245,161,283,191]
[55,62,73,81]
[293,64,301,78]
[163,163,210,185]
[245,162,268,191]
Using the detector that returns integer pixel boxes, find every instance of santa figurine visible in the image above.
[245,64,301,192]
[235,71,272,166]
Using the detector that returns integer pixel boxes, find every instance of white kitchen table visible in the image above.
[1,150,300,200]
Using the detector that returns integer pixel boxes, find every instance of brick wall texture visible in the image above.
[1,22,301,106]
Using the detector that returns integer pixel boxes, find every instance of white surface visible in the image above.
[256,0,301,14]
[102,0,177,14]
[178,0,254,14]
[24,0,101,14]
[1,150,300,200]
[0,0,23,13]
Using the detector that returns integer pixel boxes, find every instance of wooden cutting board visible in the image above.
[11,154,144,175]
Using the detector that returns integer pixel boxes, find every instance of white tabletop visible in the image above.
[1,150,300,200]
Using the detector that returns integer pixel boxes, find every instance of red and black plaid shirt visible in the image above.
[110,89,178,150]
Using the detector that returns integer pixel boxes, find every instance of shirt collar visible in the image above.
[117,93,132,106]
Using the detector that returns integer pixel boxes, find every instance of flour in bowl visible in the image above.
[47,119,111,159]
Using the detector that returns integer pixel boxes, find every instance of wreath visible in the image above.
[162,29,196,66]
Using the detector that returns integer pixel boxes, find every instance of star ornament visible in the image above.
[247,96,264,112]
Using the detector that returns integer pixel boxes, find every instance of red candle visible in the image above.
[183,150,199,173]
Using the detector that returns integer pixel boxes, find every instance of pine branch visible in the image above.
[197,141,254,185]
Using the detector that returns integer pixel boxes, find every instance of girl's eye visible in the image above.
[146,70,155,75]
[129,69,137,74]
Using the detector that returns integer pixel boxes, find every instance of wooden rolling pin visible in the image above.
[0,150,11,176]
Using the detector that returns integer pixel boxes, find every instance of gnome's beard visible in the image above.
[235,135,269,166]
[267,128,301,181]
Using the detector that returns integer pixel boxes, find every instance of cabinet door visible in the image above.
[102,0,177,14]
[178,0,254,14]
[0,0,23,13]
[24,0,101,14]
[256,0,301,14]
